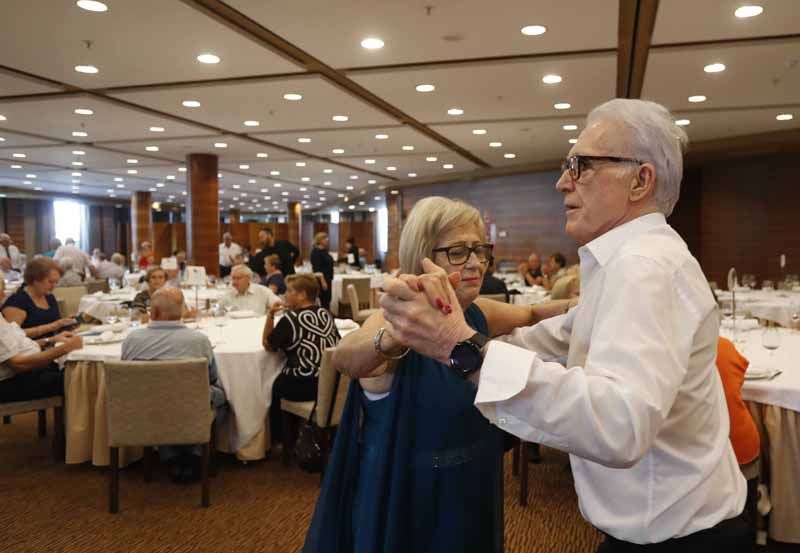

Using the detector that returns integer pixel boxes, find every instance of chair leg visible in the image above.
[520,441,529,507]
[210,422,218,477]
[109,447,120,514]
[512,437,520,477]
[52,406,65,461]
[201,443,210,508]
[38,409,47,437]
[281,411,293,467]
[143,447,153,482]
[3,415,10,424]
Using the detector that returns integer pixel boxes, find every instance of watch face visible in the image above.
[450,342,482,377]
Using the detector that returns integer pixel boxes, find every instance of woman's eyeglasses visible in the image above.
[431,243,494,266]
[561,154,642,182]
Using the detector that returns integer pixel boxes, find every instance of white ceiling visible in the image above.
[0,0,797,215]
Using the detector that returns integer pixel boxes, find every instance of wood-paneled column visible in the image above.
[287,201,302,252]
[186,154,219,276]
[130,191,153,260]
[385,190,402,271]
[229,208,240,224]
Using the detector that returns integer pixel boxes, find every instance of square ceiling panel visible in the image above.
[642,42,800,111]
[0,129,62,148]
[5,145,166,172]
[653,0,800,44]
[253,125,447,157]
[339,151,478,179]
[349,54,616,124]
[103,135,300,164]
[0,95,208,143]
[671,107,799,143]
[228,0,618,68]
[0,72,63,97]
[111,76,398,133]
[0,0,300,88]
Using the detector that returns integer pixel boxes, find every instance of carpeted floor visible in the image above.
[0,412,794,552]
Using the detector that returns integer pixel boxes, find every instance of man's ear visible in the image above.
[630,163,656,203]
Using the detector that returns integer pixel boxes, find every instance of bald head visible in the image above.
[150,287,184,321]
[527,253,540,270]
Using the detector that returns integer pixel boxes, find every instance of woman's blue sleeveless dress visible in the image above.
[303,304,504,553]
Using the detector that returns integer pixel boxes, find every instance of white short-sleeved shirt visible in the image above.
[219,242,242,267]
[219,283,278,315]
[54,244,92,276]
[0,319,41,381]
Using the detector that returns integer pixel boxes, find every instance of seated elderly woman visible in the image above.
[57,257,84,287]
[2,258,76,339]
[303,197,575,553]
[0,314,83,403]
[0,256,21,281]
[130,267,168,320]
[262,274,340,444]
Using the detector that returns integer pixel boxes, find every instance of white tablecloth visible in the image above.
[78,287,226,321]
[716,290,800,328]
[509,285,549,306]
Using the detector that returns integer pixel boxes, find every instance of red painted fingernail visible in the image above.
[417,282,425,292]
[435,298,444,309]
[443,304,453,315]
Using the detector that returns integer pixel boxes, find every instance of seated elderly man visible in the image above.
[95,252,126,281]
[220,264,279,315]
[0,256,21,281]
[0,314,82,403]
[57,257,83,286]
[121,287,226,484]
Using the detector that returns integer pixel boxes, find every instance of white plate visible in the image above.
[744,368,782,380]
[84,334,126,346]
[229,310,257,319]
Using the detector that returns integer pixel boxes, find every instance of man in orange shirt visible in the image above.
[716,336,761,524]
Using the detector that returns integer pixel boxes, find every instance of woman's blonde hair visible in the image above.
[313,232,328,247]
[399,196,485,275]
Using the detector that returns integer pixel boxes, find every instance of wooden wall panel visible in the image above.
[402,172,579,266]
[101,206,116,255]
[4,199,26,249]
[174,223,186,253]
[153,222,172,264]
[338,219,374,262]
[301,217,314,260]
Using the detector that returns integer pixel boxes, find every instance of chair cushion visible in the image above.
[281,399,314,421]
[0,396,63,417]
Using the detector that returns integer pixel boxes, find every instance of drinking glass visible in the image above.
[109,278,120,292]
[213,304,228,344]
[761,326,782,369]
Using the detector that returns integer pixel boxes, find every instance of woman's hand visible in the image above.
[54,318,77,331]
[396,258,462,312]
[268,301,286,317]
[62,335,83,352]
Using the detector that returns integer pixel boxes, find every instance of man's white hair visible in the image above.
[586,99,688,217]
[231,264,252,277]
[223,232,232,240]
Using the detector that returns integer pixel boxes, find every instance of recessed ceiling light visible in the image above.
[12,153,25,158]
[243,120,260,127]
[282,191,289,196]
[365,159,376,164]
[735,5,763,18]
[415,84,435,93]
[361,37,385,50]
[295,161,307,167]
[408,172,417,177]
[71,150,85,156]
[323,181,332,186]
[10,165,22,169]
[323,168,333,174]
[156,182,165,187]
[562,124,578,131]
[472,129,487,135]
[425,156,438,162]
[775,113,794,121]
[401,145,414,151]
[542,74,562,84]
[182,100,201,108]
[76,1,108,12]
[178,167,186,172]
[386,166,397,171]
[71,161,83,166]
[301,177,310,182]
[25,173,36,179]
[675,119,691,126]
[113,177,123,182]
[126,159,138,164]
[447,108,464,116]
[166,175,176,180]
[489,142,502,148]
[368,180,377,185]
[283,93,303,101]
[270,170,280,176]
[332,148,344,154]
[74,65,99,74]
[358,201,365,206]
[703,63,726,73]
[521,25,547,36]
[197,53,220,64]
[332,115,349,122]
[390,190,399,195]
[300,187,308,192]
[74,108,94,115]
[688,95,707,103]
[127,169,137,174]
[504,153,516,159]
[348,205,355,209]
[214,142,228,148]
[72,131,88,137]
[346,185,354,191]
[443,163,455,169]
[0,115,6,121]
[72,172,82,177]
[149,126,165,132]
[34,186,42,191]
[298,137,312,143]
[145,145,159,152]
[554,103,571,110]
[256,152,268,158]
[71,179,81,184]
[248,179,256,184]
[232,184,241,190]
[273,183,282,187]
[239,164,250,170]
[349,175,359,180]
[375,134,389,140]
[0,137,4,142]
[116,183,125,188]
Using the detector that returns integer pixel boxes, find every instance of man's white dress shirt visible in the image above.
[220,282,278,315]
[475,213,745,543]
[0,319,41,382]
[219,242,242,267]
[54,244,92,276]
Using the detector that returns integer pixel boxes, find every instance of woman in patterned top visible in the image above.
[263,273,340,444]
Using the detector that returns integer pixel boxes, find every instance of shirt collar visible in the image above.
[579,212,667,267]
[148,320,186,329]
[236,285,254,296]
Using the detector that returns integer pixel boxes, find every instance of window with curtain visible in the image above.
[377,207,388,253]
[53,200,89,250]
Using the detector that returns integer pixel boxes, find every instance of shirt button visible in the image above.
[498,418,507,426]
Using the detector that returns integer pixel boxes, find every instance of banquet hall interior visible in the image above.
[1,0,799,551]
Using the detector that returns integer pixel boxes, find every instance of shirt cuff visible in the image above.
[475,340,536,405]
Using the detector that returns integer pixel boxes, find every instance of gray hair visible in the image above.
[586,99,688,217]
[111,253,125,266]
[150,287,184,320]
[231,264,252,278]
[0,233,10,242]
[399,196,485,275]
[223,232,232,240]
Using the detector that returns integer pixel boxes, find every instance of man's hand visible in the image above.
[380,258,473,364]
[53,331,75,342]
[62,335,83,352]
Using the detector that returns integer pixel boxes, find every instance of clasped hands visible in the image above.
[379,258,474,364]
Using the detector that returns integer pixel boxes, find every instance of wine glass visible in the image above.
[761,325,782,369]
[109,278,120,292]
[213,304,228,344]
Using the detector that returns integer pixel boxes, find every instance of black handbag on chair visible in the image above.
[293,372,341,473]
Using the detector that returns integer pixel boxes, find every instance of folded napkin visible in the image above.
[228,310,257,319]
[721,318,759,330]
[335,318,359,330]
